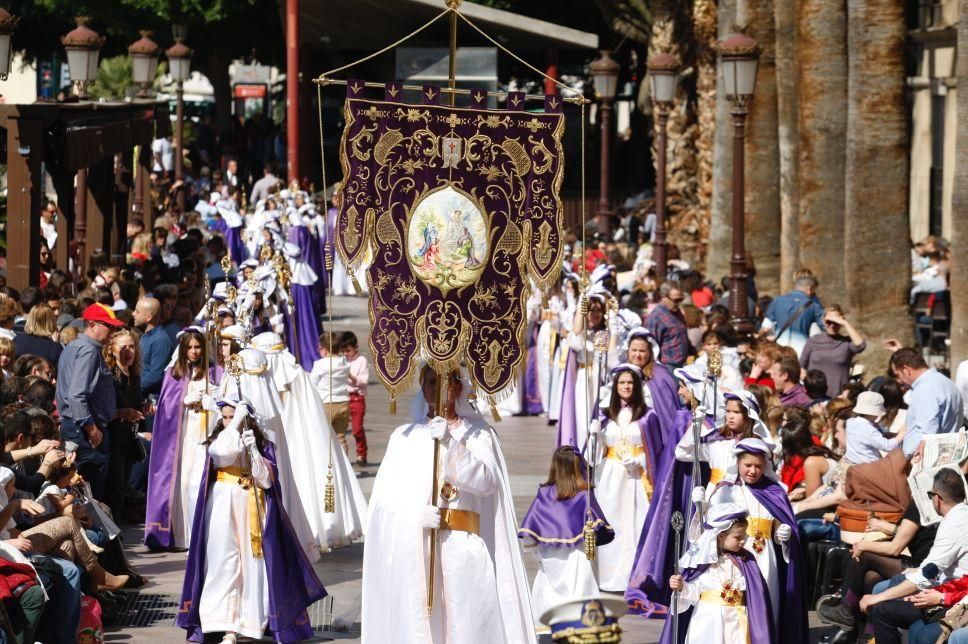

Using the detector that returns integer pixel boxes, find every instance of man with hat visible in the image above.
[55,303,125,497]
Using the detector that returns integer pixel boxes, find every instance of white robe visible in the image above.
[674,556,751,644]
[170,376,215,548]
[362,415,535,644]
[198,427,271,638]
[595,408,651,591]
[263,349,367,552]
[527,545,598,624]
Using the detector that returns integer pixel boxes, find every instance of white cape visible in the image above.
[362,414,535,644]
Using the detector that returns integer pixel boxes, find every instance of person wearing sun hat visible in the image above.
[844,391,900,465]
[55,303,125,497]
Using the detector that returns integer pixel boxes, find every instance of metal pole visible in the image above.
[286,0,301,183]
[597,99,613,236]
[75,168,88,279]
[728,107,751,333]
[174,81,185,214]
[654,108,669,279]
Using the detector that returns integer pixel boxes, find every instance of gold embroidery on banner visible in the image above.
[548,96,559,110]
[396,108,430,124]
[535,221,554,269]
[385,331,403,377]
[529,135,554,175]
[374,129,404,165]
[478,165,501,181]
[344,206,361,254]
[501,139,531,177]
[524,117,544,133]
[477,114,511,129]
[387,85,400,98]
[483,339,503,386]
[363,105,380,121]
[376,210,402,247]
[425,87,438,101]
[444,113,461,129]
[473,92,484,103]
[350,124,377,161]
[509,94,522,107]
[350,82,362,94]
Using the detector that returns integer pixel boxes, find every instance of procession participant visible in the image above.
[704,437,807,642]
[251,332,366,553]
[287,199,326,314]
[665,503,775,644]
[537,281,566,416]
[144,327,218,550]
[218,202,246,266]
[519,446,614,622]
[361,365,535,644]
[176,392,326,644]
[281,242,321,371]
[547,273,579,424]
[592,363,662,592]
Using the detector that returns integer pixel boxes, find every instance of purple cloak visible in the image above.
[286,283,321,371]
[658,549,775,644]
[518,486,614,548]
[290,226,326,316]
[646,364,684,438]
[176,441,327,642]
[522,322,544,415]
[625,409,702,612]
[226,225,246,266]
[556,348,580,449]
[743,477,808,644]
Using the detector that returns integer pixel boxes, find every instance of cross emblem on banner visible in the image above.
[441,136,462,168]
[445,113,460,128]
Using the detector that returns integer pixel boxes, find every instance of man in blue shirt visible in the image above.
[890,348,963,456]
[133,297,175,396]
[56,303,122,497]
[762,273,826,354]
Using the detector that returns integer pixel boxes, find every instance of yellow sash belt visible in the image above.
[216,466,265,558]
[700,590,747,607]
[747,517,774,540]
[710,468,725,485]
[439,508,480,535]
[605,445,653,499]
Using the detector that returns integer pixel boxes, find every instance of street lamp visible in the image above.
[167,35,192,214]
[0,8,19,81]
[588,50,619,237]
[648,51,680,280]
[61,17,104,99]
[717,29,760,334]
[129,30,160,98]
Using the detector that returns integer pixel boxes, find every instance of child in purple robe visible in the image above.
[518,446,614,623]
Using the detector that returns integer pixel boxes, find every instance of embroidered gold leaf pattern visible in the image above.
[501,139,531,177]
[478,165,502,182]
[470,286,499,310]
[344,205,361,253]
[476,114,511,129]
[374,129,404,165]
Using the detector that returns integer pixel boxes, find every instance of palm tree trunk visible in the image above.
[844,0,912,368]
[741,0,781,295]
[950,0,968,366]
[796,0,847,301]
[774,0,800,293]
[707,0,737,284]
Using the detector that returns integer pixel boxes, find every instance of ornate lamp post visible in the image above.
[129,30,160,98]
[648,51,680,280]
[61,16,104,99]
[717,29,760,334]
[166,33,192,214]
[588,50,619,237]
[0,8,19,82]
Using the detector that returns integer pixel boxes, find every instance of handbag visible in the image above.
[935,603,968,644]
[835,505,903,533]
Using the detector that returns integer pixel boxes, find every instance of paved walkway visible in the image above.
[109,295,829,643]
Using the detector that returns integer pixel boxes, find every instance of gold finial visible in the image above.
[445,0,462,9]
[220,253,232,275]
[708,348,723,378]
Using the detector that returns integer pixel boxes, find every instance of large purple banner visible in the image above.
[335,82,565,404]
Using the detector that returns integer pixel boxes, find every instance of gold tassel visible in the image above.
[490,402,502,423]
[324,465,335,513]
[389,397,397,415]
[583,518,598,561]
[350,273,364,296]
[579,293,589,316]
[324,243,334,271]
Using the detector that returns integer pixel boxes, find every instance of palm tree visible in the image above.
[844,0,913,366]
[91,55,135,101]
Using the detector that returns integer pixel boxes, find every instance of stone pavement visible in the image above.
[109,295,829,643]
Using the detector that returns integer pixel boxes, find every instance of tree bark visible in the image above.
[844,0,912,370]
[796,0,847,301]
[741,0,781,295]
[774,0,800,293]
[950,0,968,367]
[707,0,737,284]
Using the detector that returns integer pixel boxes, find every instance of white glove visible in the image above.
[588,418,602,435]
[200,394,219,413]
[691,486,705,505]
[622,457,640,476]
[428,417,448,441]
[421,505,441,529]
[241,429,257,449]
[774,524,792,544]
[183,390,203,406]
[235,403,252,422]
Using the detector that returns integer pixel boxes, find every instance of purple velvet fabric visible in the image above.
[658,549,775,644]
[176,441,326,642]
[288,283,321,371]
[646,364,684,438]
[144,370,189,549]
[518,486,614,548]
[226,225,246,266]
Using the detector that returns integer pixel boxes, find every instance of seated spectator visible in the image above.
[867,376,908,437]
[889,348,963,458]
[845,392,900,464]
[779,407,838,500]
[863,468,968,643]
[804,369,831,409]
[746,340,779,390]
[770,354,813,408]
[11,356,52,382]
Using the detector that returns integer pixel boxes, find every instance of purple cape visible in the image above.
[659,549,775,644]
[745,476,808,644]
[290,226,326,315]
[286,283,321,371]
[522,322,544,415]
[556,348,580,449]
[176,441,326,642]
[144,367,220,549]
[625,409,702,612]
[646,364,684,438]
[518,486,614,548]
[226,225,246,266]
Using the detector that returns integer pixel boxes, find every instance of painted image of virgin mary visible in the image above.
[416,222,441,270]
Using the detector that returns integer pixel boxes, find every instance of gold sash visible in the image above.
[216,466,265,558]
[439,508,480,535]
[746,517,774,540]
[605,445,653,499]
[710,468,725,485]
[699,590,746,607]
